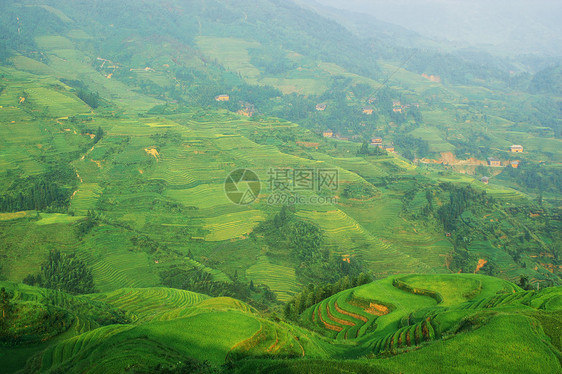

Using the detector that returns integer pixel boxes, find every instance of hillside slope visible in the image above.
[1,275,561,373]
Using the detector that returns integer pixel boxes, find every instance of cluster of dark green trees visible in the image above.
[76,88,101,109]
[254,206,323,263]
[283,273,372,320]
[23,250,95,294]
[75,209,99,238]
[0,165,77,213]
[501,162,562,195]
[357,141,387,157]
[0,287,11,320]
[435,184,490,231]
[253,207,365,283]
[0,179,70,213]
[394,136,430,161]
[249,48,297,75]
[341,182,379,200]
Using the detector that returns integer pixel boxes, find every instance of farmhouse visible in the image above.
[393,107,403,113]
[511,160,520,168]
[488,157,501,167]
[510,145,524,153]
[323,130,333,138]
[392,101,401,107]
[371,138,383,145]
[215,94,230,102]
[481,177,489,184]
[315,103,327,111]
[362,108,374,115]
[385,146,395,153]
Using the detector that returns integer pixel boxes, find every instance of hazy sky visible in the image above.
[306,0,562,55]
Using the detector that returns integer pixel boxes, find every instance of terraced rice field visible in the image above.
[76,226,160,292]
[312,154,390,179]
[165,183,228,209]
[88,287,209,322]
[304,273,517,355]
[185,258,232,283]
[34,213,84,226]
[307,289,377,340]
[228,319,308,359]
[297,207,435,275]
[24,87,91,117]
[203,210,265,241]
[0,211,34,221]
[12,55,58,76]
[246,256,299,302]
[39,325,134,372]
[409,126,455,153]
[195,36,262,81]
[297,209,372,254]
[35,35,75,50]
[70,183,101,214]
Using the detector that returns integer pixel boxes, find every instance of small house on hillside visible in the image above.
[323,130,333,138]
[510,145,524,153]
[392,101,401,107]
[371,138,383,145]
[385,146,395,153]
[215,94,230,102]
[363,108,374,115]
[511,160,520,169]
[481,177,489,184]
[315,103,327,111]
[393,107,403,113]
[488,158,501,167]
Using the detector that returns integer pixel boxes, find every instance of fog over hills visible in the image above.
[301,0,562,57]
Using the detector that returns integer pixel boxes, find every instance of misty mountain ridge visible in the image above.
[302,0,562,59]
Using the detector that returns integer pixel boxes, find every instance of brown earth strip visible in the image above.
[326,303,355,326]
[318,308,343,332]
[365,303,390,316]
[267,331,279,353]
[335,301,368,322]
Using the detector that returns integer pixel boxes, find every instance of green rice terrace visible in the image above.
[0,274,561,373]
[1,0,561,372]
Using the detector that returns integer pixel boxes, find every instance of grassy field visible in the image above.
[76,225,161,292]
[246,256,299,302]
[196,36,262,81]
[0,8,561,372]
[2,273,560,373]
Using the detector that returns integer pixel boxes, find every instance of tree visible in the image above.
[94,126,104,144]
[26,251,96,294]
[518,275,533,291]
[357,141,369,155]
[0,287,11,319]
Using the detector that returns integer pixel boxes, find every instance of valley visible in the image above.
[0,0,560,372]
